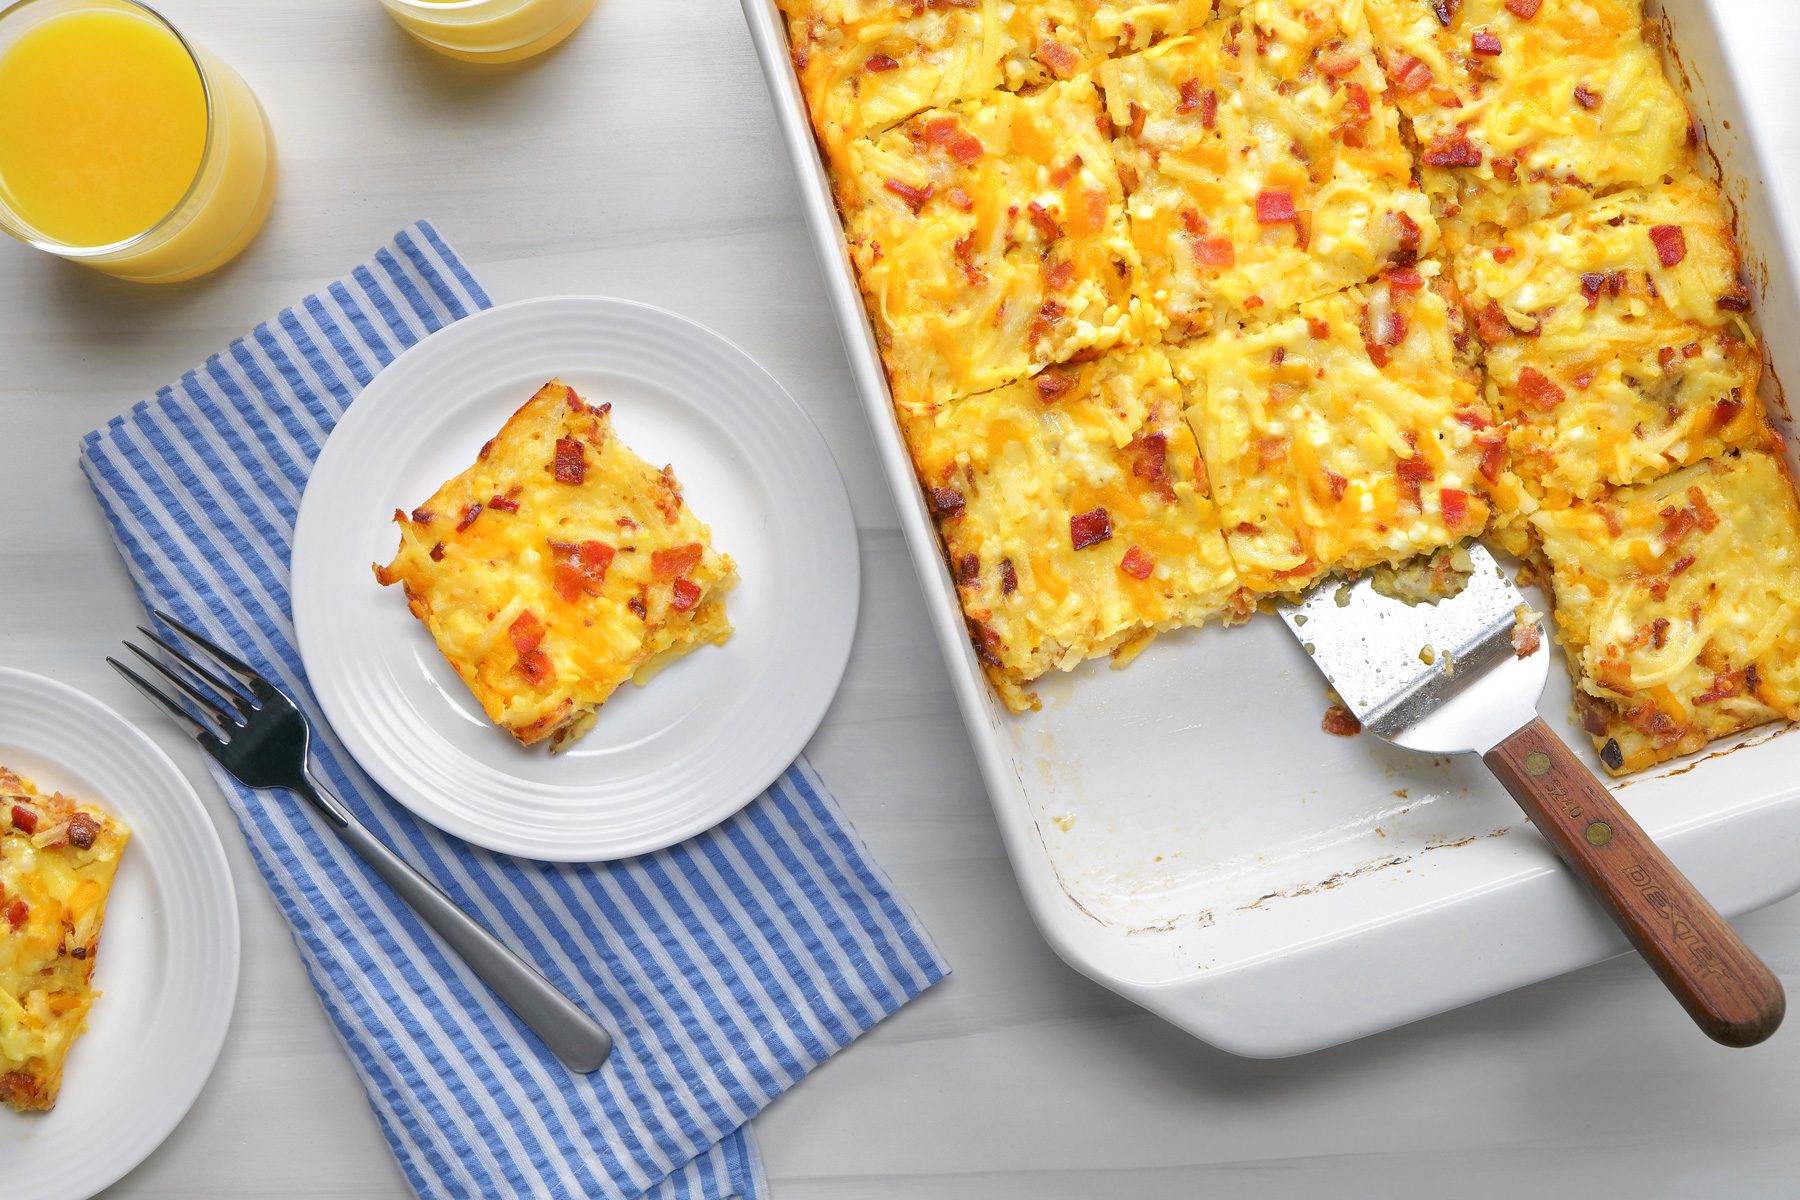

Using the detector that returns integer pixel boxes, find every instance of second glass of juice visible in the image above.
[379,0,597,64]
[0,0,275,283]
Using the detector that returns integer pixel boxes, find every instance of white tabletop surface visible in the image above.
[4,1,1800,1196]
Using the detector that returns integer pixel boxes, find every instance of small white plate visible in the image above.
[292,296,860,861]
[0,669,239,1200]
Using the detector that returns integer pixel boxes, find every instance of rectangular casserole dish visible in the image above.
[740,0,1800,1056]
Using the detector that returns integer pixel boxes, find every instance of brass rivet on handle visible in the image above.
[1586,820,1614,847]
[1524,749,1552,777]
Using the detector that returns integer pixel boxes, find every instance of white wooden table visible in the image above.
[4,1,1800,1195]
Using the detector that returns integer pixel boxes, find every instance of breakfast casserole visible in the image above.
[375,379,735,750]
[1529,452,1800,775]
[905,347,1247,709]
[782,0,1796,766]
[0,767,129,1112]
[1169,267,1495,593]
[1101,0,1437,337]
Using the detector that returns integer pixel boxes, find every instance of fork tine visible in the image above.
[125,642,239,730]
[108,656,217,739]
[136,626,254,715]
[153,609,261,682]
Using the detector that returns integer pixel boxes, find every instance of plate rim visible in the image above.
[291,293,861,861]
[0,666,241,1199]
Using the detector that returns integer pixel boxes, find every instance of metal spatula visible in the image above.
[1279,542,1785,1046]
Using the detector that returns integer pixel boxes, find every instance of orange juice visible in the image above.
[0,0,275,282]
[380,0,597,64]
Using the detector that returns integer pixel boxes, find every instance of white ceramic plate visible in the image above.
[0,668,239,1200]
[292,296,859,861]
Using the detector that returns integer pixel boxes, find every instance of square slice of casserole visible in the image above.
[375,380,736,750]
[1455,175,1766,527]
[1,768,129,1112]
[1365,0,1692,234]
[837,74,1149,418]
[905,347,1247,712]
[1529,450,1800,776]
[1101,0,1436,338]
[1169,266,1498,593]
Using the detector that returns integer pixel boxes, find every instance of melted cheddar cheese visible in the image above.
[1170,267,1495,592]
[779,0,1214,158]
[1365,0,1691,235]
[1102,0,1436,336]
[1,768,128,1112]
[840,75,1148,416]
[905,347,1247,710]
[1530,452,1800,775]
[375,380,735,749]
[1457,175,1766,536]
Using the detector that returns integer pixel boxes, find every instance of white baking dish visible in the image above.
[739,0,1800,1056]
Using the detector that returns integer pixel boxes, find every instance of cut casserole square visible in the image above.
[1529,450,1800,776]
[1169,266,1498,593]
[1455,174,1766,522]
[1101,0,1436,337]
[1,768,129,1112]
[375,380,736,750]
[1365,0,1692,234]
[905,347,1247,712]
[779,0,1213,157]
[837,74,1148,417]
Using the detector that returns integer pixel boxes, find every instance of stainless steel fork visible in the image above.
[108,610,614,1073]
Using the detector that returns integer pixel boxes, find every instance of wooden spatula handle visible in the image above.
[1484,717,1785,1047]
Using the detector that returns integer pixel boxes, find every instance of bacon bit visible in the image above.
[1516,366,1566,410]
[1572,369,1595,390]
[9,805,36,834]
[1477,434,1506,483]
[1384,267,1425,291]
[930,486,966,514]
[671,578,703,612]
[1244,295,1265,310]
[1493,245,1516,263]
[1396,456,1432,507]
[1440,487,1470,529]
[884,177,934,213]
[488,495,520,513]
[1386,53,1434,95]
[1431,0,1462,25]
[1718,286,1754,312]
[1650,224,1687,267]
[1257,435,1290,469]
[1650,616,1671,650]
[652,543,704,580]
[1131,432,1175,500]
[1580,272,1608,307]
[864,53,899,72]
[924,117,984,164]
[5,898,26,931]
[1200,88,1218,128]
[1045,259,1075,292]
[456,503,483,532]
[1344,81,1373,119]
[1048,155,1083,187]
[1322,704,1362,736]
[1124,101,1147,139]
[1471,29,1502,55]
[1573,83,1602,110]
[1475,301,1515,342]
[67,813,99,851]
[1070,507,1113,550]
[554,437,586,485]
[1670,553,1696,576]
[1120,546,1156,580]
[951,233,986,286]
[1695,668,1746,706]
[578,540,615,583]
[410,507,435,524]
[1176,79,1201,114]
[429,542,446,562]
[1192,234,1235,268]
[1318,48,1360,77]
[946,186,974,212]
[1026,202,1063,241]
[628,596,648,620]
[1255,188,1298,224]
[1421,130,1482,168]
[1307,316,1331,340]
[1035,372,1074,402]
[1325,469,1349,501]
[1661,504,1698,547]
[1713,397,1744,429]
[517,649,554,687]
[552,563,587,603]
[1035,38,1081,79]
[1454,409,1490,430]
[1658,345,1680,372]
[1690,486,1720,532]
[1000,558,1018,595]
[509,609,546,655]
[1392,210,1423,259]
[1505,0,1542,18]
[1027,299,1067,346]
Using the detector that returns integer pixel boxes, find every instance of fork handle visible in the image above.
[1484,717,1784,1046]
[299,773,614,1072]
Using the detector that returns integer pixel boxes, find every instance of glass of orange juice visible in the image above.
[379,0,597,64]
[0,0,275,283]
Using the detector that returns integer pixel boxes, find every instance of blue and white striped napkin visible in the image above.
[79,223,948,1200]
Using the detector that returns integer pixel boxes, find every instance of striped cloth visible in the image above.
[78,223,948,1200]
